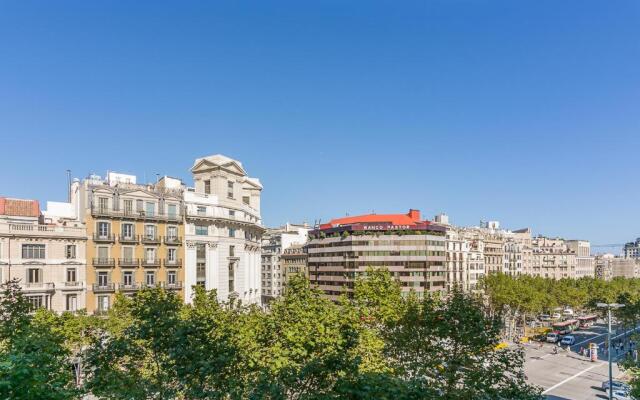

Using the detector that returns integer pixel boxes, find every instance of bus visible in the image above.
[577,315,598,329]
[552,319,579,335]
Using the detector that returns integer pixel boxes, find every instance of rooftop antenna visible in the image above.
[66,169,71,202]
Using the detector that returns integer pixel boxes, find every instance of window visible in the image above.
[136,199,143,212]
[196,243,206,260]
[22,244,45,259]
[27,295,44,310]
[98,295,110,312]
[97,246,109,260]
[243,196,250,205]
[195,225,208,236]
[167,203,177,218]
[145,202,155,216]
[168,270,177,285]
[27,268,41,284]
[123,199,133,214]
[228,263,235,293]
[197,206,207,216]
[227,180,234,198]
[144,225,157,239]
[229,228,236,238]
[145,271,156,286]
[66,268,77,283]
[145,248,156,262]
[97,222,110,237]
[97,272,109,287]
[66,294,77,312]
[123,271,133,286]
[122,223,134,238]
[98,197,109,211]
[204,180,211,194]
[229,210,235,218]
[122,246,134,260]
[229,245,235,257]
[168,248,177,262]
[196,243,206,286]
[167,226,177,239]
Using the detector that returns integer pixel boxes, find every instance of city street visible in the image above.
[524,323,638,399]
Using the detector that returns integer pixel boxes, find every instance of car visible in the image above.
[602,380,631,392]
[607,389,635,400]
[563,308,574,316]
[539,314,551,321]
[546,333,560,343]
[560,335,575,346]
[551,313,562,320]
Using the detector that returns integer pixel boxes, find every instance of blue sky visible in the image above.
[0,1,638,247]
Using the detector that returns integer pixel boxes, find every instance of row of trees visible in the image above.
[0,270,543,400]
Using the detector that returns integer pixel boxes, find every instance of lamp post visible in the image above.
[597,302,625,400]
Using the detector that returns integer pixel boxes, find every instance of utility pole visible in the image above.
[598,302,624,400]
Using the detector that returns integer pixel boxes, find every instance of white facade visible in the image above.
[183,155,264,305]
[261,223,309,304]
[566,240,594,278]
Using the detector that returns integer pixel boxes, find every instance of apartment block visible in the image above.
[0,197,86,312]
[78,173,185,314]
[566,240,594,278]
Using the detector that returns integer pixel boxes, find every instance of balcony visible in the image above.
[141,258,161,268]
[63,281,84,290]
[163,281,183,290]
[163,258,183,268]
[92,258,115,267]
[23,282,55,292]
[92,233,115,243]
[92,283,115,293]
[91,206,182,223]
[163,236,182,246]
[118,258,140,268]
[141,282,159,289]
[119,235,139,244]
[141,235,161,245]
[119,283,141,292]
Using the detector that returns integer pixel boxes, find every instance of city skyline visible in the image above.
[1,1,639,246]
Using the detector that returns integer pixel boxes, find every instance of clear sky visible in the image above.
[0,1,638,247]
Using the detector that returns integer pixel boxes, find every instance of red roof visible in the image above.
[320,209,422,229]
[0,197,40,217]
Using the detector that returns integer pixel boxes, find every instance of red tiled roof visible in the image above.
[0,197,40,217]
[321,209,422,229]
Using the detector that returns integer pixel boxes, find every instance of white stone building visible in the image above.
[566,240,594,278]
[183,155,264,305]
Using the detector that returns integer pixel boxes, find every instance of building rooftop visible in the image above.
[320,209,422,229]
[0,197,40,217]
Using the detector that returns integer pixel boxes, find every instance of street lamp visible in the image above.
[597,302,625,400]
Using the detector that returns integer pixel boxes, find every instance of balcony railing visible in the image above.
[142,282,159,289]
[118,258,140,267]
[92,233,115,243]
[141,235,162,245]
[92,283,115,292]
[141,258,161,268]
[91,206,182,222]
[163,258,182,268]
[119,283,141,292]
[118,234,139,244]
[163,236,182,245]
[163,281,183,290]
[63,281,84,288]
[92,258,115,267]
[23,282,55,291]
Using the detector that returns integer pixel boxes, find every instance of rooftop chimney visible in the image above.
[407,209,421,221]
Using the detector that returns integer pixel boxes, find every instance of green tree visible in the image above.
[0,280,81,400]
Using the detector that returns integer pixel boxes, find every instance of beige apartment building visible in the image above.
[530,237,577,279]
[78,173,184,314]
[281,244,308,290]
[0,197,86,312]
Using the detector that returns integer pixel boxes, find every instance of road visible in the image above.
[524,323,638,399]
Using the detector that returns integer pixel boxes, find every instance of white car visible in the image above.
[563,308,574,316]
[608,389,635,400]
[539,314,551,321]
[552,313,562,320]
[560,335,575,346]
[602,380,631,392]
[546,333,560,343]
